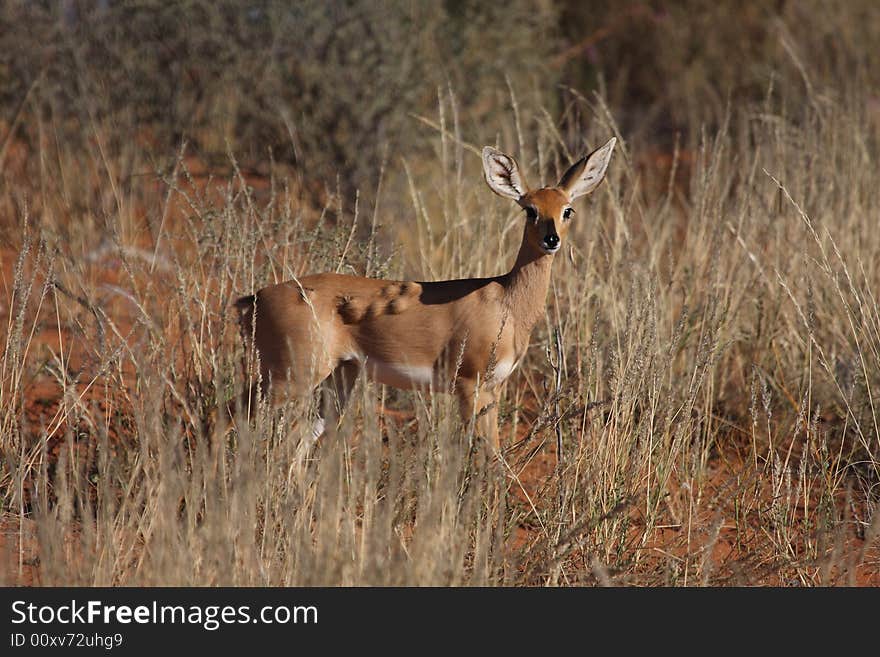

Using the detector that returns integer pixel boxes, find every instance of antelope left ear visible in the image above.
[558,137,617,200]
[482,146,529,202]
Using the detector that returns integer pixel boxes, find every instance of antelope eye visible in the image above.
[563,207,574,220]
[525,207,538,221]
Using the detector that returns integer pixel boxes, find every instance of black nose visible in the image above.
[544,233,560,249]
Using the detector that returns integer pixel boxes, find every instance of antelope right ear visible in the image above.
[482,146,528,202]
[558,137,617,200]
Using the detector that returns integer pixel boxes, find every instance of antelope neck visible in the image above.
[502,236,555,335]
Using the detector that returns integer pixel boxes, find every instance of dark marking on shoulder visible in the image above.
[337,295,366,324]
[399,282,420,296]
[364,301,383,319]
[387,297,408,314]
[337,282,421,323]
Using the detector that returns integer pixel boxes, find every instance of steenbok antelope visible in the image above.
[235,137,616,449]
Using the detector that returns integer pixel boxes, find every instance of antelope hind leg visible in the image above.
[314,359,361,440]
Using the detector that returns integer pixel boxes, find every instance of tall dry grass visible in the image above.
[1,1,878,585]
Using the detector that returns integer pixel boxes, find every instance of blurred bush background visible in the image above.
[3,0,877,197]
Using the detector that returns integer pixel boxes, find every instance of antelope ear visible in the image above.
[482,146,528,202]
[558,137,617,200]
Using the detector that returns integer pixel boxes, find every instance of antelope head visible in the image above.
[482,137,617,256]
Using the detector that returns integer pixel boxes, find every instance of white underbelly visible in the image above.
[365,359,437,389]
[361,357,518,390]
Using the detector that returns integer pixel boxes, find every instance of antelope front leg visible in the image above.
[457,381,500,451]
